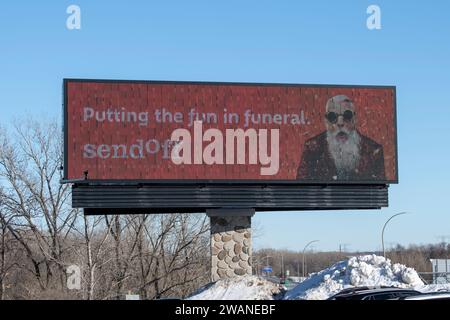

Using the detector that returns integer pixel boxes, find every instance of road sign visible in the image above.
[262,266,272,273]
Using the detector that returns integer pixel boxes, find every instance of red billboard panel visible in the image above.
[64,79,397,184]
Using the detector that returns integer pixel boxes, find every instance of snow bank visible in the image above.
[188,275,282,300]
[187,255,446,300]
[284,254,424,300]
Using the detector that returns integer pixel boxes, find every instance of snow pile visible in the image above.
[284,254,424,300]
[188,275,282,300]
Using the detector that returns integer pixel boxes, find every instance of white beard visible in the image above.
[327,129,361,179]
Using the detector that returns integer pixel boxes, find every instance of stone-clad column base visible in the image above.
[207,209,255,282]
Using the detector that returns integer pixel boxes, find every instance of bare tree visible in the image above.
[130,213,210,299]
[0,119,211,300]
[66,214,112,300]
[0,205,15,299]
[0,120,79,296]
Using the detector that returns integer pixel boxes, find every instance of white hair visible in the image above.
[326,129,361,179]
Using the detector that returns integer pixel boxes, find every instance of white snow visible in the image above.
[188,275,282,300]
[187,255,449,300]
[284,254,424,300]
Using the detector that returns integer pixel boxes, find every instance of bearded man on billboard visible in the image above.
[297,95,385,181]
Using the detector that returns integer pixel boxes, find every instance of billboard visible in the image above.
[63,79,397,184]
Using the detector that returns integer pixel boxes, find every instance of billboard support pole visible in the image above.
[206,208,255,281]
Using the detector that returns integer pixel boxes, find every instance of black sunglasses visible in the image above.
[325,110,354,124]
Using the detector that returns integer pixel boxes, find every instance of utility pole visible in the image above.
[261,255,272,275]
[339,243,349,254]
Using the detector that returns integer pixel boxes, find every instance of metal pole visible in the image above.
[262,255,271,275]
[382,212,408,257]
[302,240,319,278]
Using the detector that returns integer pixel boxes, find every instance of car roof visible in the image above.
[400,292,450,300]
[331,286,386,295]
[329,286,420,299]
[334,286,417,295]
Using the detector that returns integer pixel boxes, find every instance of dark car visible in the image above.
[396,291,450,300]
[327,286,421,300]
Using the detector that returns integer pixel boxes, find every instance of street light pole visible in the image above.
[261,255,272,274]
[382,212,408,257]
[302,240,319,278]
[255,260,260,276]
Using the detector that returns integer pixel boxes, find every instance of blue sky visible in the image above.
[1,1,449,252]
